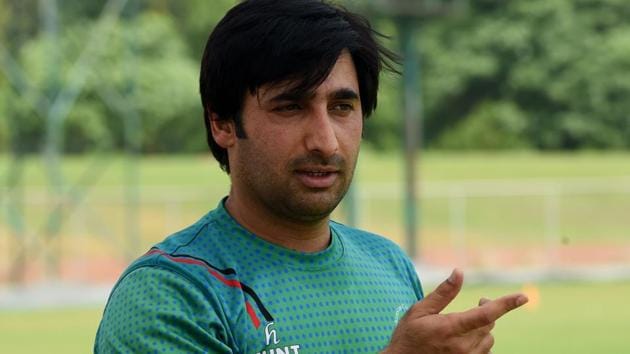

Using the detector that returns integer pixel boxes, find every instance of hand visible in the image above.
[382,269,528,354]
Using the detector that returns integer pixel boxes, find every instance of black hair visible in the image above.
[199,0,399,172]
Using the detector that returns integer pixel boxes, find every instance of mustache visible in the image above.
[289,154,345,170]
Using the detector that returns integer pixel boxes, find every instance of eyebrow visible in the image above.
[330,88,359,101]
[268,91,310,103]
[267,87,359,104]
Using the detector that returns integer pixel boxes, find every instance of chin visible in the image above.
[285,194,344,221]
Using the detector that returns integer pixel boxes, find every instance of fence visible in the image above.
[357,176,630,282]
[2,176,630,285]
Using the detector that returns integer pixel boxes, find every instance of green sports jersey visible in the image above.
[95,199,423,353]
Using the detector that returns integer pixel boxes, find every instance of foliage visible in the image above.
[2,8,202,153]
[0,0,236,154]
[0,90,7,151]
[421,0,630,150]
[1,0,630,153]
[436,100,529,149]
[364,69,405,150]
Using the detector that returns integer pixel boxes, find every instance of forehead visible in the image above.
[256,51,359,102]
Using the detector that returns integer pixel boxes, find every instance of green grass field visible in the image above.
[1,150,629,263]
[1,151,630,352]
[6,150,630,269]
[1,150,630,275]
[2,150,630,250]
[444,281,630,353]
[1,281,629,353]
[4,149,630,185]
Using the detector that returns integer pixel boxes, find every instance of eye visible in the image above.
[273,103,302,112]
[330,103,355,114]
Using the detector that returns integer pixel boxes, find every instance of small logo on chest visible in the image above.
[255,322,301,354]
[394,304,410,325]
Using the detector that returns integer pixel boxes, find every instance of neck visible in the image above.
[224,190,332,253]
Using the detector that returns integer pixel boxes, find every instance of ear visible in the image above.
[209,112,237,148]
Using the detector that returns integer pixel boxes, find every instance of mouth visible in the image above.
[294,167,340,189]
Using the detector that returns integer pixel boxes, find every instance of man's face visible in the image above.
[229,51,363,223]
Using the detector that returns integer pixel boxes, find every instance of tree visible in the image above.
[421,0,630,149]
[3,10,201,153]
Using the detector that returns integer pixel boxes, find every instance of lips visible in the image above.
[294,167,339,189]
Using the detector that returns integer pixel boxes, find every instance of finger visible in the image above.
[478,297,495,331]
[468,320,493,346]
[483,321,495,332]
[471,319,494,334]
[454,293,528,332]
[478,297,491,306]
[471,333,495,354]
[410,268,464,318]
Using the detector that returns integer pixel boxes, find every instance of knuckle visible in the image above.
[453,342,469,354]
[439,324,454,338]
[422,319,447,339]
[481,333,495,352]
[481,309,494,326]
[441,314,459,335]
[488,321,496,331]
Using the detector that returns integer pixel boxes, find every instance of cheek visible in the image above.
[355,119,364,139]
[339,118,363,146]
[248,130,295,167]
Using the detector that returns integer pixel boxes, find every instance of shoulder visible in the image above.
[143,205,242,274]
[103,265,210,314]
[96,206,246,352]
[114,210,244,309]
[95,265,233,353]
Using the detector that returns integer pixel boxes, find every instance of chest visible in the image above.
[234,268,418,353]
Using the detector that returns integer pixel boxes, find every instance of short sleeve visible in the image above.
[395,246,424,301]
[95,266,233,353]
[406,257,424,300]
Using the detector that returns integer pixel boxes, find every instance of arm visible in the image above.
[95,266,233,353]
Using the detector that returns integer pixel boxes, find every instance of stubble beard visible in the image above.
[237,150,357,225]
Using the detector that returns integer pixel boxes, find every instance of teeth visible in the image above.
[307,172,328,176]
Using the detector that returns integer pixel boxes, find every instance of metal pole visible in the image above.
[2,11,29,284]
[123,3,141,260]
[6,152,26,283]
[40,0,63,278]
[123,100,141,261]
[397,18,422,260]
[42,0,61,176]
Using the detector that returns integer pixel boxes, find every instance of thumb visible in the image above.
[412,268,464,318]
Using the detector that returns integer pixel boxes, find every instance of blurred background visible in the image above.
[1,0,630,353]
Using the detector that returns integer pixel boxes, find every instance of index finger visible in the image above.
[452,293,528,333]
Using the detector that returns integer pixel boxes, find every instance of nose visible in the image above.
[304,107,339,158]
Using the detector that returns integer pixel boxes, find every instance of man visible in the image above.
[95,0,527,353]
